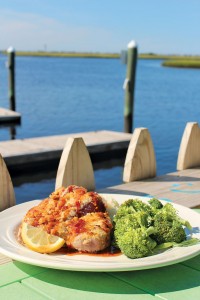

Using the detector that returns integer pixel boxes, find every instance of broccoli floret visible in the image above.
[134,210,152,228]
[117,226,157,258]
[152,212,186,244]
[114,211,152,241]
[113,198,193,259]
[159,203,192,230]
[148,198,163,210]
[114,214,139,238]
[114,199,152,222]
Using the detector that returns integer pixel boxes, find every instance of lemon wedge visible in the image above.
[21,222,65,253]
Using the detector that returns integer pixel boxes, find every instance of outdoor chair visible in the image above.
[177,122,200,170]
[123,127,156,182]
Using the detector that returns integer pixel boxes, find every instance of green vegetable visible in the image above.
[153,237,200,254]
[152,216,186,244]
[113,198,195,259]
[114,211,151,239]
[160,203,192,229]
[117,227,157,259]
[151,202,192,244]
[148,198,163,210]
[114,199,152,223]
[114,200,156,258]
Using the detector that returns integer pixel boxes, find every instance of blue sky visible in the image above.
[0,0,200,54]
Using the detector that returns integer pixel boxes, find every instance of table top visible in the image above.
[0,253,199,300]
[1,168,200,299]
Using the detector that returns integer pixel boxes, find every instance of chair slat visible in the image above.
[55,137,95,190]
[123,128,156,182]
[0,154,15,211]
[177,122,200,170]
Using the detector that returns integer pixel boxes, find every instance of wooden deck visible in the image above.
[0,107,21,123]
[100,168,200,208]
[0,130,132,171]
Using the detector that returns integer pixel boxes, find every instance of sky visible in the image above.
[0,0,200,55]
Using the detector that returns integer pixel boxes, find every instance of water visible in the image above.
[0,55,200,203]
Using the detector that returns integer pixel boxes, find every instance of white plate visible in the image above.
[0,194,200,272]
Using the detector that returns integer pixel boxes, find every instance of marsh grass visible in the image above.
[7,51,120,59]
[1,50,200,68]
[162,59,200,68]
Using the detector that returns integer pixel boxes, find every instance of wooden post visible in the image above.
[124,40,137,133]
[7,47,16,111]
[55,137,95,191]
[177,122,200,170]
[123,128,156,182]
[0,154,16,211]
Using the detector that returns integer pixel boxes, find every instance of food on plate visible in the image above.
[113,198,193,259]
[20,185,112,253]
[150,201,191,244]
[21,222,65,253]
[20,187,197,258]
[62,212,112,252]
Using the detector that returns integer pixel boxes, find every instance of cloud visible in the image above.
[0,9,122,52]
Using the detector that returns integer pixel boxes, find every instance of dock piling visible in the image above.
[123,40,138,133]
[7,47,16,111]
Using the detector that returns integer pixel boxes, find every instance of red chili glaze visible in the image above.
[32,220,39,227]
[61,205,68,211]
[78,199,106,217]
[66,185,86,194]
[73,219,86,234]
[95,198,106,212]
[67,186,74,193]
[75,201,81,211]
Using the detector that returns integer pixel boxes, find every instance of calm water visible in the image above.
[0,55,200,203]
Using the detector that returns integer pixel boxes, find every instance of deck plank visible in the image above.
[100,168,200,208]
[0,130,132,169]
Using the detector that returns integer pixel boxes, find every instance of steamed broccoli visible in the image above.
[114,199,152,222]
[152,215,186,244]
[148,198,163,210]
[113,197,193,259]
[114,202,156,258]
[114,211,152,239]
[117,226,157,258]
[114,214,138,238]
[151,203,192,244]
[160,203,192,230]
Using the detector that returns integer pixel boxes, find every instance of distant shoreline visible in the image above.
[1,50,120,59]
[1,51,200,68]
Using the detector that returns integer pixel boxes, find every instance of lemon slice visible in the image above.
[21,222,65,253]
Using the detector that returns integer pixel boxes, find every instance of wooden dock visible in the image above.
[0,107,21,123]
[0,130,132,173]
